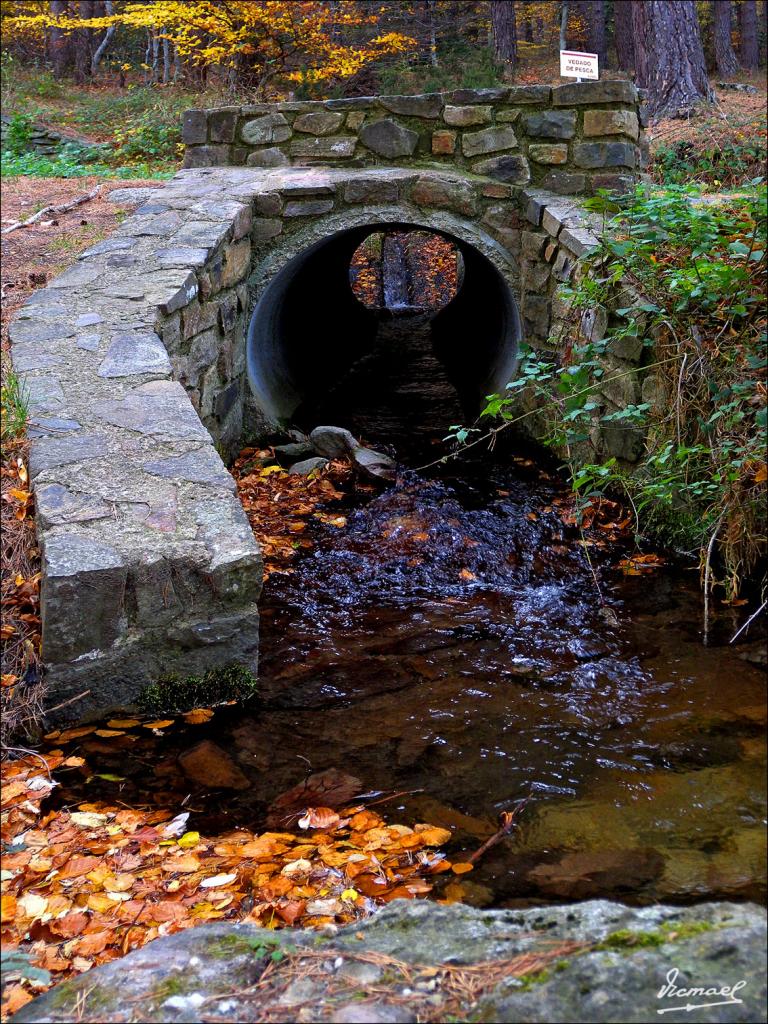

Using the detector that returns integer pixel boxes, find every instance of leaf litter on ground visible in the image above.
[0,748,466,1019]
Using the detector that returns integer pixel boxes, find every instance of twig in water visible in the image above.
[468,797,530,865]
[729,600,767,644]
[44,689,91,715]
[702,515,724,646]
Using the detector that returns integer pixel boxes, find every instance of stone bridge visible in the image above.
[9,82,648,723]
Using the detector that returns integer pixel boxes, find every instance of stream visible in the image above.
[44,447,767,910]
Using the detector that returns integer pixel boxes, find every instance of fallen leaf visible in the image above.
[183,708,214,725]
[199,873,238,888]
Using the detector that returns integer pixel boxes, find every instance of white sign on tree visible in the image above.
[559,50,599,81]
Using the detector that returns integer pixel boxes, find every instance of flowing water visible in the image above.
[46,449,767,909]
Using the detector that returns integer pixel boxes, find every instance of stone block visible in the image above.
[522,261,551,291]
[181,110,207,144]
[552,80,638,106]
[573,141,637,169]
[540,171,587,194]
[590,173,636,194]
[443,105,492,126]
[583,109,640,139]
[445,87,509,104]
[289,136,357,159]
[461,125,518,157]
[346,111,365,130]
[93,380,211,441]
[29,433,109,480]
[183,145,230,168]
[431,130,457,155]
[98,331,171,378]
[219,239,251,291]
[144,446,235,489]
[41,534,127,662]
[472,154,530,184]
[219,291,239,333]
[252,217,283,243]
[524,110,576,139]
[528,144,568,164]
[522,230,547,258]
[494,112,523,128]
[156,246,209,269]
[240,112,291,145]
[411,175,477,217]
[507,85,552,104]
[183,299,219,340]
[359,120,418,158]
[208,108,238,143]
[35,483,111,529]
[580,305,608,343]
[284,200,335,217]
[522,294,551,333]
[482,182,514,198]
[324,96,378,110]
[380,94,442,117]
[253,193,283,216]
[343,177,400,204]
[559,227,599,258]
[246,147,289,168]
[293,111,345,135]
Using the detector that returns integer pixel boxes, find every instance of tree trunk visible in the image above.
[91,0,116,75]
[713,1,739,75]
[49,0,73,78]
[73,0,94,83]
[162,34,172,83]
[631,0,714,116]
[491,0,517,68]
[582,0,606,62]
[738,0,760,68]
[426,0,438,66]
[614,0,635,71]
[560,1,569,51]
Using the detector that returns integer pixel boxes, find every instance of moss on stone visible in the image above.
[597,920,714,952]
[151,975,187,1000]
[137,663,259,714]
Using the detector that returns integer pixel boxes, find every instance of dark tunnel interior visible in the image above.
[247,223,521,454]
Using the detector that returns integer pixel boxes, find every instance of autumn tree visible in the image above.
[569,0,606,63]
[713,0,739,76]
[491,0,517,70]
[738,0,760,68]
[630,1,714,116]
[613,0,635,72]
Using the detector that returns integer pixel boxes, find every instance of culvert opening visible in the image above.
[247,222,521,456]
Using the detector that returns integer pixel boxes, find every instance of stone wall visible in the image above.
[0,112,102,157]
[183,81,648,196]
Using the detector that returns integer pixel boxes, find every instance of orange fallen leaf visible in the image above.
[143,720,174,730]
[450,862,474,874]
[183,708,214,725]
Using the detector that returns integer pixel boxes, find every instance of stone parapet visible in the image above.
[182,81,646,196]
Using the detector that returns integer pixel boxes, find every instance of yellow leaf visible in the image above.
[107,719,140,728]
[341,888,360,902]
[143,719,174,730]
[177,831,201,849]
[94,729,125,737]
[260,465,286,476]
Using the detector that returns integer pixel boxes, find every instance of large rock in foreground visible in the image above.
[13,900,766,1023]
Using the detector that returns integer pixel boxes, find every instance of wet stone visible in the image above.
[98,332,172,378]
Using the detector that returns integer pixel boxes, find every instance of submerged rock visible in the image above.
[178,740,250,790]
[13,899,766,1024]
[352,446,397,482]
